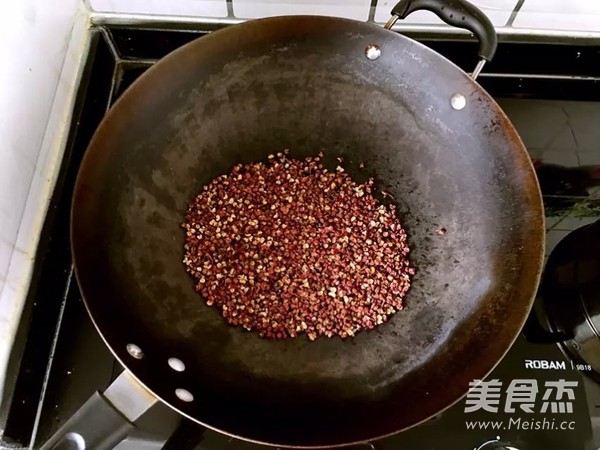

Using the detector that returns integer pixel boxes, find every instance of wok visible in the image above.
[42,0,544,448]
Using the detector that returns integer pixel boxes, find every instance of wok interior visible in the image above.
[73,17,543,445]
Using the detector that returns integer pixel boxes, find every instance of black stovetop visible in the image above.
[3,25,600,450]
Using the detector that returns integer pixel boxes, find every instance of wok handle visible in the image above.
[386,0,497,77]
[39,392,135,450]
[39,371,158,450]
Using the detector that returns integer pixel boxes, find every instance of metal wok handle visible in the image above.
[40,371,158,450]
[385,0,498,80]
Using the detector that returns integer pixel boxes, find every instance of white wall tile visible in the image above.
[0,0,80,299]
[540,150,580,167]
[513,0,600,32]
[578,151,600,166]
[545,229,570,255]
[547,127,577,151]
[233,0,371,20]
[375,0,518,26]
[500,99,600,168]
[562,102,600,152]
[89,0,228,17]
[0,0,86,404]
[545,216,565,230]
[526,147,544,159]
[499,99,568,150]
[553,216,597,231]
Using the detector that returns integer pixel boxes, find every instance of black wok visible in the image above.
[44,1,544,448]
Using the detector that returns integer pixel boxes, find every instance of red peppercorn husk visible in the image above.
[182,152,414,340]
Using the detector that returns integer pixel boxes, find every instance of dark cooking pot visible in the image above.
[526,220,600,382]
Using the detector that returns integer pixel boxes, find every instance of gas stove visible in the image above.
[2,24,600,450]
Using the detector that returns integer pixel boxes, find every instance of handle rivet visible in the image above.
[176,388,194,402]
[450,93,467,110]
[365,44,382,61]
[168,357,186,372]
[126,343,144,359]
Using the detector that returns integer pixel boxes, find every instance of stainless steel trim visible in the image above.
[471,59,486,81]
[29,269,74,449]
[90,11,243,28]
[104,371,158,422]
[382,24,600,42]
[384,15,399,30]
[479,73,600,81]
[89,11,600,43]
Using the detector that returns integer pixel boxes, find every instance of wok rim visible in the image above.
[70,15,545,447]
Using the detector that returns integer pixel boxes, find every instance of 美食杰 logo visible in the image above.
[465,379,577,414]
[463,379,578,431]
